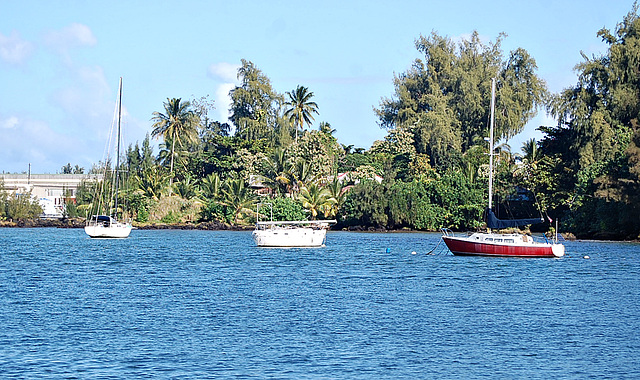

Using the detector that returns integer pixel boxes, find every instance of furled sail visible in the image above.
[485,208,543,229]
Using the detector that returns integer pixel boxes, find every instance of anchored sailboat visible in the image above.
[442,78,564,257]
[84,77,132,238]
[252,202,336,247]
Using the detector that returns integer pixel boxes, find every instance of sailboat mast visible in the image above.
[488,78,496,211]
[113,77,123,219]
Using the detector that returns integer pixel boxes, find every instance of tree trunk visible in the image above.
[169,135,176,196]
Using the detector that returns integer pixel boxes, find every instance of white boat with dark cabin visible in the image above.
[84,77,132,239]
[85,215,132,238]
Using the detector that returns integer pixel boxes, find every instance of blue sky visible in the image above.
[1,0,636,173]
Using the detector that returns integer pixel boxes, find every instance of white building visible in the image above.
[0,174,98,218]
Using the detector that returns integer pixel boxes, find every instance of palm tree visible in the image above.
[199,173,221,200]
[341,144,354,155]
[299,182,335,220]
[325,176,348,218]
[156,135,191,177]
[261,147,293,196]
[319,121,336,136]
[135,166,169,201]
[284,85,319,140]
[173,175,198,200]
[513,138,543,185]
[291,159,315,194]
[219,178,257,225]
[521,138,541,162]
[494,142,513,166]
[151,98,197,190]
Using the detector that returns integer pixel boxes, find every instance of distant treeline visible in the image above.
[4,5,640,240]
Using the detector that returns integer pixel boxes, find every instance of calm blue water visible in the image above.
[0,228,638,379]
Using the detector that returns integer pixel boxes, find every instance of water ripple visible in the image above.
[0,229,638,378]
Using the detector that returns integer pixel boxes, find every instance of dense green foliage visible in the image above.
[538,4,640,239]
[341,172,485,231]
[62,5,640,239]
[263,197,307,222]
[0,180,43,220]
[375,31,547,171]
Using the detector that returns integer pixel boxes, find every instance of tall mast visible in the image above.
[113,77,123,219]
[488,78,496,211]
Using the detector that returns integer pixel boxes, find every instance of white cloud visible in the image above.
[215,83,236,123]
[1,24,108,173]
[0,30,33,64]
[0,108,143,174]
[1,61,148,173]
[1,116,19,129]
[207,62,240,124]
[0,116,81,173]
[51,65,110,115]
[208,62,240,82]
[44,23,97,52]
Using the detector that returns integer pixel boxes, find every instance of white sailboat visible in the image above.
[85,77,132,238]
[252,202,336,247]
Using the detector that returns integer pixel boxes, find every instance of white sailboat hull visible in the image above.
[252,227,327,247]
[85,222,132,238]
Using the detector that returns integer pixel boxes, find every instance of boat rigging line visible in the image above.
[425,232,450,255]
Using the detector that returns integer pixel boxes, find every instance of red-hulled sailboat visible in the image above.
[442,228,565,258]
[442,79,564,258]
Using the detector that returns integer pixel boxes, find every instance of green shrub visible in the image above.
[161,210,180,224]
[268,197,307,221]
[199,201,233,224]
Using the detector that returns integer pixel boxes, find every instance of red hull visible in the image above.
[443,236,560,257]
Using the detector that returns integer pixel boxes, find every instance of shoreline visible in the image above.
[0,218,636,242]
[0,218,253,231]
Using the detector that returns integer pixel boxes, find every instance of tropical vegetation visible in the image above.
[0,179,43,220]
[41,5,640,239]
